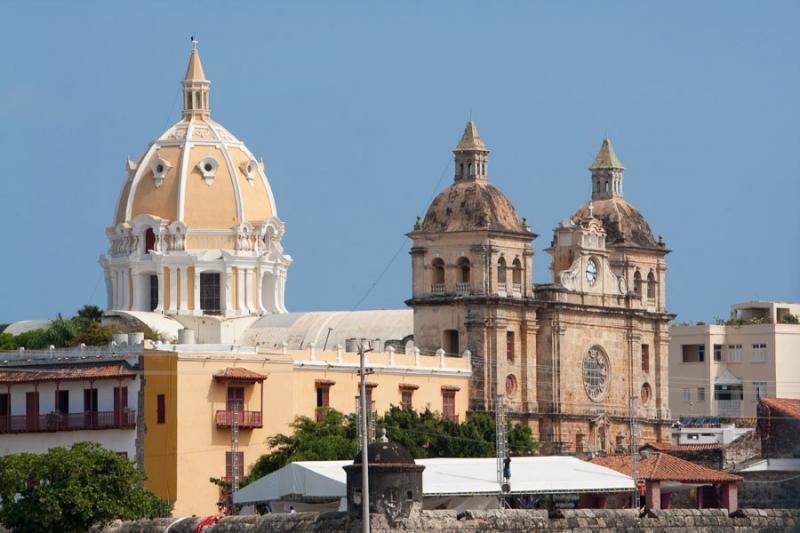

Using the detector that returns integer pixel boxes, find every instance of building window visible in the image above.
[144,228,156,254]
[752,382,767,399]
[225,451,244,482]
[641,344,649,373]
[55,390,69,415]
[0,393,9,418]
[442,389,457,422]
[457,257,470,284]
[431,258,445,284]
[83,388,98,413]
[156,394,166,424]
[646,272,656,300]
[443,329,459,355]
[25,392,39,430]
[715,384,743,401]
[511,258,522,288]
[315,381,333,422]
[752,343,767,362]
[506,331,515,364]
[698,387,706,401]
[713,344,723,362]
[681,344,705,363]
[226,386,245,412]
[200,272,221,313]
[113,387,128,416]
[633,271,642,297]
[497,257,507,285]
[399,384,417,411]
[728,344,742,362]
[149,274,159,312]
[682,388,691,402]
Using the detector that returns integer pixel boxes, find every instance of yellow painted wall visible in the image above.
[229,147,272,222]
[184,146,239,229]
[114,178,133,224]
[163,267,171,310]
[143,350,179,504]
[142,348,470,516]
[231,267,239,311]
[130,146,181,222]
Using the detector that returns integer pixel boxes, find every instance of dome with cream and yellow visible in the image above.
[100,44,291,319]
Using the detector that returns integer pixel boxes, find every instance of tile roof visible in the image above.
[590,452,741,483]
[0,364,135,384]
[760,397,800,421]
[213,367,266,382]
[643,442,723,452]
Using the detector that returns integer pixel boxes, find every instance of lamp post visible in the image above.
[359,341,374,533]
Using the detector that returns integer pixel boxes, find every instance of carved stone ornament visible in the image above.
[582,346,610,402]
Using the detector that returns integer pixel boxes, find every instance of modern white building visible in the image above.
[669,301,800,418]
[0,342,143,461]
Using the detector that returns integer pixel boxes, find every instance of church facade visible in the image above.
[408,123,673,453]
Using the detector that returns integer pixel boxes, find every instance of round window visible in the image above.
[156,164,164,173]
[204,163,213,172]
[582,346,610,402]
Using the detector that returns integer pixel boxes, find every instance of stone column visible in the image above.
[168,266,177,313]
[156,269,165,312]
[122,269,131,311]
[178,267,188,313]
[130,271,140,311]
[223,267,233,314]
[521,317,539,413]
[256,268,265,314]
[236,266,245,316]
[244,267,255,314]
[192,269,200,315]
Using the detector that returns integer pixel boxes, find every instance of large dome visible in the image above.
[113,48,277,233]
[420,180,526,233]
[572,197,657,248]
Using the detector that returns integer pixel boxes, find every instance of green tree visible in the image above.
[76,304,103,327]
[11,328,49,349]
[0,332,15,350]
[244,407,538,486]
[43,315,80,347]
[243,409,357,485]
[0,442,171,533]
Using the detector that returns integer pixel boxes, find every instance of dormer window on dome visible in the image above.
[197,156,219,186]
[240,159,258,185]
[150,156,172,188]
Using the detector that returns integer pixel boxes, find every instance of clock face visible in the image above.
[586,259,598,287]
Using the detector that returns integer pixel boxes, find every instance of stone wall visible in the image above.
[94,508,800,532]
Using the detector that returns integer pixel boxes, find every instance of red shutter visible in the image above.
[225,451,244,480]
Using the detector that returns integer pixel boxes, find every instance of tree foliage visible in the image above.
[243,407,538,486]
[0,442,171,533]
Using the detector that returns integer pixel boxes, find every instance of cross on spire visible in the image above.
[191,35,199,50]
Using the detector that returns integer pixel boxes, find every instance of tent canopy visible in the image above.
[233,456,634,505]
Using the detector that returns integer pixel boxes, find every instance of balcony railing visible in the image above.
[716,399,742,417]
[511,282,522,297]
[497,282,507,295]
[455,282,471,295]
[215,410,263,429]
[430,283,446,296]
[0,410,136,434]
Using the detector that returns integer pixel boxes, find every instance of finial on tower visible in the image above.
[589,138,624,201]
[453,121,490,182]
[191,35,199,50]
[182,42,210,119]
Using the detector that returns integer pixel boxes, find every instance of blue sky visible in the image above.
[0,1,798,324]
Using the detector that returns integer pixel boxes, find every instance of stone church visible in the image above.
[408,122,673,453]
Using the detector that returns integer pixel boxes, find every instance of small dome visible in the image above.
[353,441,415,465]
[419,180,526,233]
[572,198,657,248]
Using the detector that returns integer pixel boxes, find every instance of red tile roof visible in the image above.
[590,452,741,483]
[760,397,800,421]
[0,364,135,384]
[213,367,266,382]
[643,442,723,452]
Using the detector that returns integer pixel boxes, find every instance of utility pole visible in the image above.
[495,394,507,505]
[629,394,639,510]
[359,341,374,533]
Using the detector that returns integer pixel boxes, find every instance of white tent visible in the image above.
[233,456,634,506]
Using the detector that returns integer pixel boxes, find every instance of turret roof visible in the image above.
[589,138,624,171]
[454,121,488,152]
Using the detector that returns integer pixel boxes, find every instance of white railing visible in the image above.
[455,282,470,295]
[497,282,507,295]
[0,343,143,362]
[431,283,446,296]
[512,283,522,297]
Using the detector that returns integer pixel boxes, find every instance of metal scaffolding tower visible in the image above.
[629,394,640,510]
[231,401,241,493]
[356,396,377,445]
[495,394,508,500]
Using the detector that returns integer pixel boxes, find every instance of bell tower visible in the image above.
[590,139,624,200]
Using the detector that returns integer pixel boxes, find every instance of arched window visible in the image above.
[497,257,507,285]
[512,258,522,286]
[457,257,470,284]
[604,181,609,193]
[460,163,464,178]
[149,274,159,312]
[468,163,473,175]
[647,272,656,300]
[432,258,445,285]
[633,270,642,297]
[144,228,156,254]
[200,272,221,314]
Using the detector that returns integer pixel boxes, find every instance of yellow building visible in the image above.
[143,343,470,515]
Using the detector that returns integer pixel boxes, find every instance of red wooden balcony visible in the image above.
[0,410,136,434]
[215,410,263,429]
